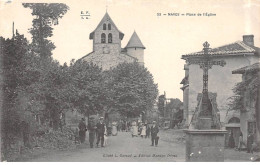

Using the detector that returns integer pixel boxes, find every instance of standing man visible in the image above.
[151,121,159,147]
[96,117,105,147]
[247,132,254,153]
[146,124,151,138]
[78,118,87,144]
[87,116,97,148]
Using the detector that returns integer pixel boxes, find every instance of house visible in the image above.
[180,35,260,128]
[232,62,260,146]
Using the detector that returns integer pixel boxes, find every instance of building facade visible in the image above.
[181,35,260,127]
[80,12,145,70]
[232,62,260,146]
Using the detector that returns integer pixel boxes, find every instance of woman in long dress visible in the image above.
[140,124,146,138]
[112,121,118,136]
[238,132,243,151]
[131,121,138,137]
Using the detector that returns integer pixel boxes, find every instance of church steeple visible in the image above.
[89,12,124,54]
[89,12,124,40]
[125,31,145,49]
[125,31,145,65]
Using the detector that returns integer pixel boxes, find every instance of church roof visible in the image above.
[89,12,124,40]
[182,41,259,59]
[125,31,145,49]
[232,62,260,74]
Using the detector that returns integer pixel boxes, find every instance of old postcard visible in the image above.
[0,0,259,162]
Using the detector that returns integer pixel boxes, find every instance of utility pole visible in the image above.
[164,91,166,119]
[12,22,14,39]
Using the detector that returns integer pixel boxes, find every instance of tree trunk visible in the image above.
[52,111,59,131]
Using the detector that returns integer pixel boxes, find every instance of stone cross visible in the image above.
[186,42,226,118]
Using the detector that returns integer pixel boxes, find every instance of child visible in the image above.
[141,123,146,138]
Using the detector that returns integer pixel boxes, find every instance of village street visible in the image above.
[27,131,185,162]
[24,130,258,162]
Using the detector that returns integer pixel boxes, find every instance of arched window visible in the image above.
[228,117,240,124]
[108,23,111,30]
[103,23,106,30]
[101,33,106,43]
[108,33,112,43]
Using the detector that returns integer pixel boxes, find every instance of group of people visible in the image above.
[131,120,160,147]
[228,131,256,154]
[77,117,161,148]
[77,116,106,148]
[115,120,131,132]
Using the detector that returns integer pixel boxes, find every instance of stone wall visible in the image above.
[83,52,135,70]
[183,87,189,127]
[126,48,144,64]
[184,130,227,162]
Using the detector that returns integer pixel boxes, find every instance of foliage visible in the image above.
[157,94,165,116]
[229,71,259,112]
[104,62,158,118]
[166,98,182,114]
[1,32,30,140]
[22,3,69,58]
[1,3,159,161]
[65,60,105,117]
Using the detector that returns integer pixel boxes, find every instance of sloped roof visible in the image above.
[182,41,258,59]
[232,62,260,74]
[180,75,188,84]
[89,12,124,40]
[125,31,145,49]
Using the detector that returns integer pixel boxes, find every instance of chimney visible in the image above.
[243,35,254,46]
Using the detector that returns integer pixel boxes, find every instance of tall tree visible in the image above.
[22,3,69,58]
[1,32,30,150]
[158,94,165,117]
[64,60,105,118]
[105,62,158,118]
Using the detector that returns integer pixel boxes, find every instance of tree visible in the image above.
[229,72,259,112]
[20,3,70,130]
[158,94,165,116]
[165,98,183,115]
[22,3,69,58]
[1,32,31,151]
[163,98,183,128]
[65,60,105,118]
[105,62,158,118]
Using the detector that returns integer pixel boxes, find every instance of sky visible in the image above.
[1,0,260,101]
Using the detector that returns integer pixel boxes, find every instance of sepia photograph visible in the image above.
[0,0,260,162]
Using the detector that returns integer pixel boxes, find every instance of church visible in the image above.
[80,12,146,70]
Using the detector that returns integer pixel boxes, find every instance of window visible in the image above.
[108,33,112,43]
[101,33,106,43]
[103,23,106,30]
[108,23,111,30]
[248,121,256,134]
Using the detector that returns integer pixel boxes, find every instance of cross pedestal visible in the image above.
[183,42,227,162]
[184,130,227,162]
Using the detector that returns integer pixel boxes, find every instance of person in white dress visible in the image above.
[140,123,146,138]
[131,121,138,137]
[112,121,117,136]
